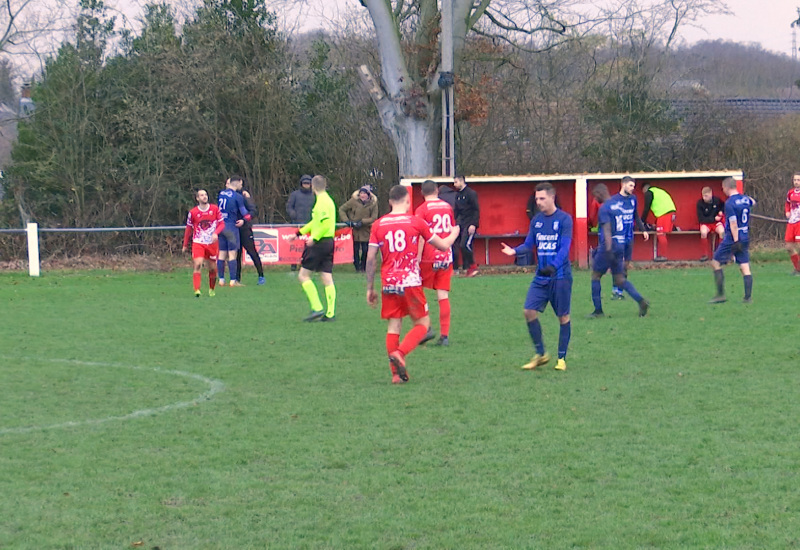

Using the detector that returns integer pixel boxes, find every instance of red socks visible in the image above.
[386,333,400,375]
[209,270,217,289]
[792,253,800,272]
[398,324,429,356]
[192,272,201,292]
[439,298,451,337]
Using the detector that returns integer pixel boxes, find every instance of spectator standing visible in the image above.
[641,183,677,262]
[785,172,800,275]
[286,174,315,270]
[696,186,726,261]
[339,186,378,272]
[453,175,480,277]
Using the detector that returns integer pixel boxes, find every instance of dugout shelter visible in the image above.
[401,170,744,268]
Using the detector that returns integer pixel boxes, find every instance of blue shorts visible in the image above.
[592,247,625,275]
[524,277,572,317]
[218,226,241,251]
[713,238,749,265]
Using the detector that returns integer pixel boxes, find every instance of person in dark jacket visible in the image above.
[454,175,480,277]
[339,186,379,272]
[236,187,266,285]
[286,174,315,270]
[696,186,725,261]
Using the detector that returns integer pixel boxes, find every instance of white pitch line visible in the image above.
[0,357,225,435]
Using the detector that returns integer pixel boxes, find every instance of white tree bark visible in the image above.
[359,0,475,178]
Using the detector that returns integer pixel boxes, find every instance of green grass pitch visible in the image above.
[1,263,799,549]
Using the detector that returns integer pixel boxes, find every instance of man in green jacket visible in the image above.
[287,175,338,321]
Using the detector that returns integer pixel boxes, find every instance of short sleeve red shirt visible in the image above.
[786,188,800,224]
[369,213,434,288]
[186,205,223,245]
[415,198,455,265]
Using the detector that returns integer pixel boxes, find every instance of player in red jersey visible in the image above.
[182,189,225,297]
[415,179,456,347]
[366,185,460,384]
[785,172,800,275]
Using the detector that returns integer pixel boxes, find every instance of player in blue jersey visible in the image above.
[588,183,650,318]
[709,177,756,304]
[612,175,649,299]
[216,175,251,286]
[501,182,572,372]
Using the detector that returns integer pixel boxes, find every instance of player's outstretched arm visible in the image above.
[500,242,517,256]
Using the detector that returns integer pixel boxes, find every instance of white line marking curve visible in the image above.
[0,357,224,435]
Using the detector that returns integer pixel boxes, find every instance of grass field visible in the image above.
[1,262,799,549]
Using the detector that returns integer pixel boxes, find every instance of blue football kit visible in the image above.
[714,193,756,265]
[514,207,573,361]
[217,189,250,251]
[515,209,573,316]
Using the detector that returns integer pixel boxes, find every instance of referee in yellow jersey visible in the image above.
[287,175,338,321]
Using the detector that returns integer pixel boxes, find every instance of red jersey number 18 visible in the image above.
[386,230,407,252]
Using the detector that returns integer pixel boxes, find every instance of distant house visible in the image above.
[19,82,34,116]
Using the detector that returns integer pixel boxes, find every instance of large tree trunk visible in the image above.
[394,116,437,178]
[360,0,446,178]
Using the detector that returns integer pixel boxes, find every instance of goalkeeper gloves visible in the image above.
[731,241,743,254]
[353,221,363,228]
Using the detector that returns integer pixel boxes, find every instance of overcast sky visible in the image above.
[52,0,800,59]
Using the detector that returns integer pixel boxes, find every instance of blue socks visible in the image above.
[622,280,643,303]
[228,260,238,282]
[216,260,225,280]
[743,274,752,299]
[558,322,570,360]
[591,280,603,312]
[527,319,545,355]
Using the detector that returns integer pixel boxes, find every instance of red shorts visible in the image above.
[420,263,453,291]
[192,241,219,261]
[700,222,724,234]
[655,213,674,234]
[381,286,429,320]
[786,221,800,243]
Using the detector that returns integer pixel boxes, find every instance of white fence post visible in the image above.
[26,222,40,277]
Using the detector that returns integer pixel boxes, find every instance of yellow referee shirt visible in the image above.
[299,191,336,241]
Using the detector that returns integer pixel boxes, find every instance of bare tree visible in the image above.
[350,0,727,177]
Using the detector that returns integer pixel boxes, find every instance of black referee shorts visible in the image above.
[300,237,335,273]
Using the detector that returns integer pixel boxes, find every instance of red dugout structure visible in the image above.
[401,171,744,268]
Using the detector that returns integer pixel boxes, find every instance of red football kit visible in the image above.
[369,213,435,320]
[415,198,455,291]
[785,188,800,243]
[184,204,224,260]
